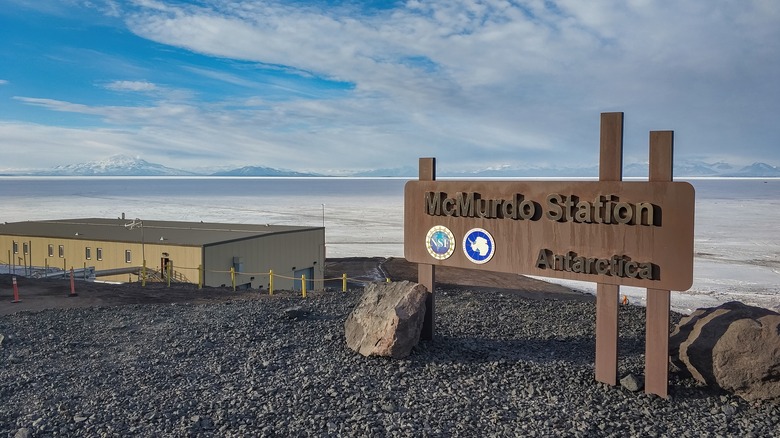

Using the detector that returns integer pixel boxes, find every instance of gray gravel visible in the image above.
[2,287,779,437]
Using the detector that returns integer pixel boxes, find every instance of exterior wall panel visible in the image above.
[204,229,324,290]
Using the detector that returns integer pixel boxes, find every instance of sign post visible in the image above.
[418,157,437,341]
[404,112,695,398]
[595,112,623,387]
[645,130,674,398]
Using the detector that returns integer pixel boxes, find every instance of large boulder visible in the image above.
[344,281,428,359]
[669,301,780,402]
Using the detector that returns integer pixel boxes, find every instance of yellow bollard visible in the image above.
[198,265,203,290]
[342,273,347,292]
[386,277,390,283]
[269,270,274,295]
[142,260,147,287]
[301,274,307,298]
[230,267,236,292]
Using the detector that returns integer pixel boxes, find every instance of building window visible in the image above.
[48,244,54,257]
[23,242,29,255]
[125,250,132,263]
[97,248,103,261]
[85,247,91,260]
[58,245,64,258]
[12,241,18,254]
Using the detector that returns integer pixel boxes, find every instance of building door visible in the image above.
[293,267,314,291]
[161,256,172,280]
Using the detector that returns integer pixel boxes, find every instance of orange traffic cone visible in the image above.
[68,268,78,297]
[11,276,21,303]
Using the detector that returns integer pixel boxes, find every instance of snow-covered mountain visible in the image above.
[210,166,319,177]
[351,166,419,177]
[724,162,780,177]
[39,155,198,176]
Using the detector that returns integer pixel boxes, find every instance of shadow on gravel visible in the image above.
[411,336,599,365]
[406,335,725,401]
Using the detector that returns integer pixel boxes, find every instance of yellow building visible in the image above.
[0,218,325,290]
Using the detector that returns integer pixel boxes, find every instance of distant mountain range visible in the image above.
[446,161,780,178]
[39,155,200,176]
[22,155,320,177]
[211,166,320,177]
[5,154,780,177]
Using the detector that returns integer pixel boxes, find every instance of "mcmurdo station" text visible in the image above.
[425,191,659,226]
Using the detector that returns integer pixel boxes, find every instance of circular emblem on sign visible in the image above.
[425,225,455,260]
[463,228,495,264]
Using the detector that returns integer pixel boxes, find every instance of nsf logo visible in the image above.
[463,228,495,264]
[425,225,455,260]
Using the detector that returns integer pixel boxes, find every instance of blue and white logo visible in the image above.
[426,225,455,260]
[463,228,495,264]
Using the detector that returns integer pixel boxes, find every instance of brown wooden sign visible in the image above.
[405,180,695,291]
[409,113,695,399]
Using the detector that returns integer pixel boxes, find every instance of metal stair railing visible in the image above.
[143,267,190,284]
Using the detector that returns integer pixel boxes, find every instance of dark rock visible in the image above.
[282,306,310,320]
[670,301,780,402]
[344,281,428,358]
[381,402,396,413]
[620,373,643,392]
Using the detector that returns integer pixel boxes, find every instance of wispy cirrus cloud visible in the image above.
[103,80,157,92]
[116,0,780,167]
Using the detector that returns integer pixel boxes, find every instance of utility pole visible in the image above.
[124,218,145,267]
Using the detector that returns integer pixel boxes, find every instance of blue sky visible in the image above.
[1,0,778,173]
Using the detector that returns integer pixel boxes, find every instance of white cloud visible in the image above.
[0,121,129,167]
[4,0,779,171]
[98,0,121,17]
[104,80,158,92]
[0,79,8,85]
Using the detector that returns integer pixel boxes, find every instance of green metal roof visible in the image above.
[0,218,321,247]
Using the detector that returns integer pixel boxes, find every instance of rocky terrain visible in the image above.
[1,258,778,437]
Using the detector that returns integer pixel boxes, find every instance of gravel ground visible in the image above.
[1,287,779,437]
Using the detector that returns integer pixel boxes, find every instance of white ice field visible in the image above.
[1,177,777,314]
